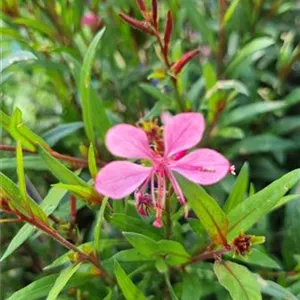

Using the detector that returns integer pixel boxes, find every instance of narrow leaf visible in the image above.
[94,197,108,253]
[224,162,249,213]
[114,260,147,300]
[88,143,98,179]
[16,140,27,201]
[80,28,106,145]
[214,260,262,300]
[46,263,82,300]
[0,188,67,261]
[176,174,228,245]
[38,146,88,187]
[227,169,300,241]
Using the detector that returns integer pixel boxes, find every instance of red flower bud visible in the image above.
[136,0,147,13]
[151,0,158,28]
[171,49,200,74]
[119,12,154,35]
[164,10,173,57]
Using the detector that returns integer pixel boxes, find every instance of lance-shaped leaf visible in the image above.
[54,183,102,205]
[136,0,147,14]
[119,13,154,35]
[163,11,173,56]
[227,169,300,242]
[0,188,67,261]
[0,50,37,73]
[114,260,147,300]
[0,172,48,224]
[46,263,82,300]
[88,143,98,179]
[2,109,49,151]
[94,197,108,253]
[171,49,200,75]
[151,0,158,27]
[80,28,106,145]
[224,162,249,213]
[38,145,88,187]
[176,175,228,245]
[214,261,262,300]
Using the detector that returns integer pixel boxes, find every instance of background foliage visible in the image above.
[1,0,300,299]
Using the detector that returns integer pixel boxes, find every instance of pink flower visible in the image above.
[95,113,232,227]
[81,12,100,27]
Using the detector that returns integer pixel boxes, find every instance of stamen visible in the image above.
[229,165,236,175]
[166,168,186,205]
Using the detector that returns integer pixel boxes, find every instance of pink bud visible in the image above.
[81,12,100,27]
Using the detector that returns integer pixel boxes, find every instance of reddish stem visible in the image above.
[0,144,105,168]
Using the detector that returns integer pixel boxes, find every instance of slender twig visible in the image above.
[217,0,226,78]
[0,144,105,168]
[184,247,231,266]
[153,30,185,111]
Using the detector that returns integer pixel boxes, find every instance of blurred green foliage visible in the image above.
[1,0,300,299]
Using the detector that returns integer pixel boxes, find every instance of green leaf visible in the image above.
[227,37,274,74]
[53,183,100,204]
[227,135,295,158]
[4,108,49,151]
[223,0,241,25]
[6,274,58,300]
[0,172,48,223]
[0,50,37,73]
[157,240,191,265]
[227,169,300,241]
[109,214,163,240]
[88,143,98,179]
[16,140,27,201]
[42,122,84,147]
[222,88,300,126]
[94,197,108,253]
[271,116,300,135]
[182,273,203,300]
[114,260,147,300]
[123,232,158,257]
[0,188,67,261]
[46,263,82,300]
[176,174,228,245]
[216,127,245,140]
[114,249,153,262]
[224,162,249,213]
[232,248,281,269]
[214,261,262,300]
[182,0,215,48]
[80,28,106,144]
[140,83,173,103]
[13,18,55,37]
[38,146,88,187]
[256,275,298,300]
[273,194,300,210]
[0,156,47,170]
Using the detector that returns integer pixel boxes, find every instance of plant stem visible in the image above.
[186,247,231,266]
[19,213,114,284]
[0,144,105,168]
[153,30,185,112]
[217,0,226,78]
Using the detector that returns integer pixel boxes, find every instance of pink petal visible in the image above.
[169,149,230,185]
[95,161,152,199]
[106,124,153,159]
[163,113,205,157]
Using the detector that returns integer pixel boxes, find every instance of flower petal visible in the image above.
[106,124,152,159]
[163,113,205,157]
[95,161,152,199]
[170,149,230,185]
